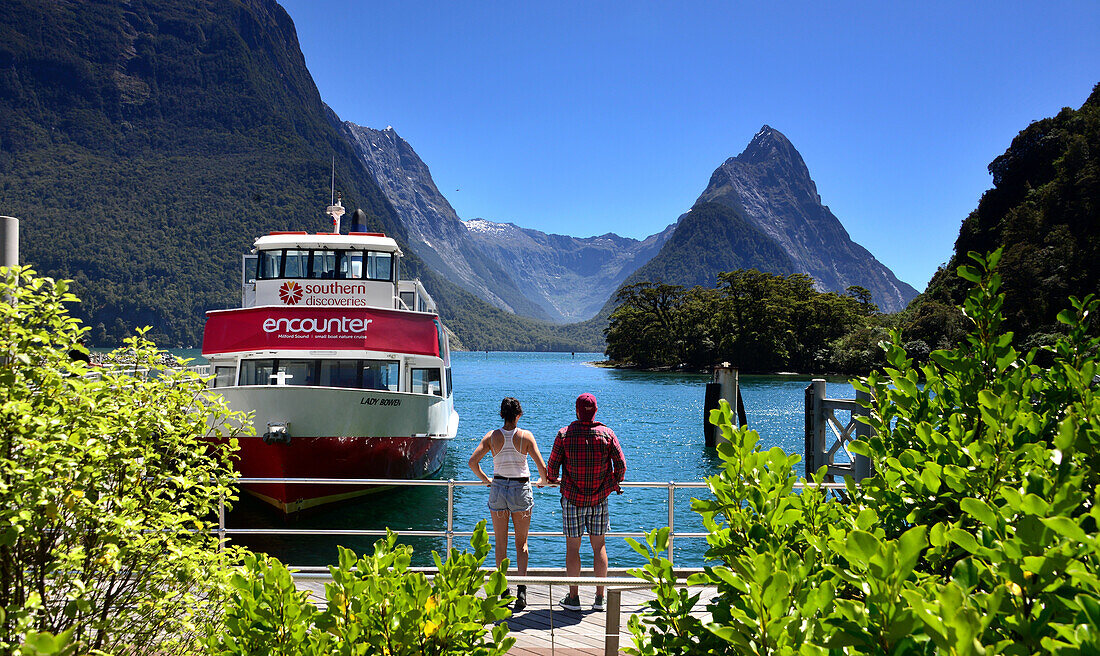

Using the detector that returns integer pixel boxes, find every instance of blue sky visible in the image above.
[281,0,1098,291]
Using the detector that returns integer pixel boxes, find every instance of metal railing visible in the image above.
[217,477,849,568]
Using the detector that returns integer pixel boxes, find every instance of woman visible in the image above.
[468,397,548,611]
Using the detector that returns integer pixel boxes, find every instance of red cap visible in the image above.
[575,393,597,422]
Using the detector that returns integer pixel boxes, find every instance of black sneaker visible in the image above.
[513,585,527,612]
[559,593,581,611]
[592,594,605,611]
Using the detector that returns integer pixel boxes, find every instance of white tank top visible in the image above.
[492,427,530,478]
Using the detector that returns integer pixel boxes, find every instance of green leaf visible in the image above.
[845,530,881,565]
[897,525,928,577]
[960,498,999,528]
[947,528,980,554]
[1040,516,1087,543]
[957,265,982,283]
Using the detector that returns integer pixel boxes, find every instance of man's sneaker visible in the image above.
[559,593,581,611]
[592,594,605,611]
[513,585,527,612]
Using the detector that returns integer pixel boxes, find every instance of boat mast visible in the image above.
[326,157,345,233]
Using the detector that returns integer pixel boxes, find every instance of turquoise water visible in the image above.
[222,351,855,569]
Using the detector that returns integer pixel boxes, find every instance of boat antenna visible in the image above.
[326,157,345,233]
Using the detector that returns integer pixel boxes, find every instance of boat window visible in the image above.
[365,251,393,282]
[213,366,236,389]
[319,360,359,388]
[311,250,337,279]
[239,359,276,386]
[278,360,317,386]
[418,297,427,312]
[445,367,453,398]
[337,251,363,280]
[399,291,415,310]
[361,360,399,391]
[258,251,282,280]
[284,250,310,278]
[410,367,442,396]
[243,255,258,284]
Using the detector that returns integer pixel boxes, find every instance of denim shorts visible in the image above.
[560,496,609,537]
[488,478,533,513]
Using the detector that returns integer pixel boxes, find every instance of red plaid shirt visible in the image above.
[546,420,626,507]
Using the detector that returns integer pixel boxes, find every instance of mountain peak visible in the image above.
[695,127,919,311]
[737,125,798,165]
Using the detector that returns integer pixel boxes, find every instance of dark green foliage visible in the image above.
[914,83,1100,348]
[626,251,1100,655]
[0,0,601,352]
[605,270,872,373]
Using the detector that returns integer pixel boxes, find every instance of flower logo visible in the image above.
[279,281,303,305]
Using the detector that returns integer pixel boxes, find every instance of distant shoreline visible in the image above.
[596,360,857,379]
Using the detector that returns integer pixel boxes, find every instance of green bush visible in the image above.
[626,250,1100,655]
[207,523,514,656]
[0,267,247,654]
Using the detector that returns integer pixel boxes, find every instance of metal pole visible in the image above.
[0,216,17,270]
[549,582,555,652]
[667,481,675,566]
[446,478,454,553]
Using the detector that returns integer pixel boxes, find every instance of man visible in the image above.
[546,392,626,611]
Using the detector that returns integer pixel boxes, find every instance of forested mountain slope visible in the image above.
[909,83,1100,348]
[0,0,600,350]
[612,202,796,296]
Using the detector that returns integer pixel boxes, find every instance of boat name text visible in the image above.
[361,397,401,406]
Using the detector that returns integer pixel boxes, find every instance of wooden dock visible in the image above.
[294,574,715,656]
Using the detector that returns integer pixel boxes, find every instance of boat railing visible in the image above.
[217,477,848,570]
[82,362,212,380]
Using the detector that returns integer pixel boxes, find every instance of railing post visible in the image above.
[812,379,828,480]
[853,389,872,481]
[667,481,675,566]
[446,478,454,553]
[605,588,622,656]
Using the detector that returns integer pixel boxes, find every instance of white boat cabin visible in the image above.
[240,231,437,314]
[205,230,451,399]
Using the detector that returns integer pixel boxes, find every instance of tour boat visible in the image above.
[201,199,457,513]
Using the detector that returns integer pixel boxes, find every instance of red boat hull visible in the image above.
[234,434,449,513]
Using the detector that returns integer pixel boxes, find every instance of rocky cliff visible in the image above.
[342,123,551,320]
[464,219,676,322]
[694,126,918,312]
[344,123,676,323]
